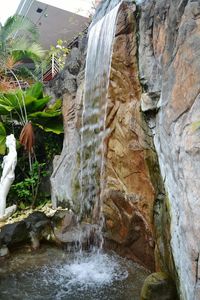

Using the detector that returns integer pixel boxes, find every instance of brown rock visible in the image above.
[103,3,156,271]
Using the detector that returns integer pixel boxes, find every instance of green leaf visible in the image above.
[26,82,43,99]
[0,90,34,119]
[34,122,64,134]
[31,116,64,134]
[0,103,13,114]
[46,98,62,112]
[0,122,6,154]
[26,96,51,113]
[28,110,61,119]
[19,201,26,209]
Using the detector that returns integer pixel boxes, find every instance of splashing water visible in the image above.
[53,252,128,297]
[0,247,150,300]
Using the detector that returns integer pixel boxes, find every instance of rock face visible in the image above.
[50,2,160,271]
[103,3,156,270]
[49,1,171,273]
[49,38,87,210]
[139,0,200,299]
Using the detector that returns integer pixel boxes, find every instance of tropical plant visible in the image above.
[11,161,49,207]
[0,81,63,154]
[0,15,44,86]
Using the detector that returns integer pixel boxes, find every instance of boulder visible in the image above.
[51,210,98,248]
[0,221,29,247]
[24,211,52,249]
[0,212,51,251]
[140,272,178,300]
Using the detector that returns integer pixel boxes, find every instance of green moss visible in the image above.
[140,272,178,300]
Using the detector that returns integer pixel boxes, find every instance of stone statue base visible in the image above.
[0,205,17,222]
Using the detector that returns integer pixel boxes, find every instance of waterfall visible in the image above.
[79,1,122,235]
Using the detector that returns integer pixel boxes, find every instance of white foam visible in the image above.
[41,251,128,298]
[64,252,128,286]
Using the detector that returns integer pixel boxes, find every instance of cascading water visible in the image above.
[79,0,122,246]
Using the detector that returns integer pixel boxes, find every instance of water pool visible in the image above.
[0,246,149,300]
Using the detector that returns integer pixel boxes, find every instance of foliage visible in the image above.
[42,39,70,70]
[0,122,6,154]
[11,161,48,207]
[0,16,65,208]
[5,127,63,208]
[43,131,63,161]
[0,82,63,154]
[48,39,70,69]
[0,15,44,84]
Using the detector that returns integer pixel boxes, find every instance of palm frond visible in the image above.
[11,43,45,63]
[19,121,35,153]
[3,15,38,42]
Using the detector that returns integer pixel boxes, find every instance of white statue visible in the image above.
[0,134,17,221]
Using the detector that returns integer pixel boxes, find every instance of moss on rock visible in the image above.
[140,272,178,300]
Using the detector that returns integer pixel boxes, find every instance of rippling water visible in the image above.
[0,247,149,300]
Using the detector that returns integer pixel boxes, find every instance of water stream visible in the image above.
[79,0,122,247]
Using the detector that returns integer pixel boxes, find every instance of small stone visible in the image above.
[140,272,178,300]
[141,93,159,112]
[0,245,9,257]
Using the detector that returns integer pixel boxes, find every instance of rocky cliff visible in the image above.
[50,0,200,299]
[139,0,200,299]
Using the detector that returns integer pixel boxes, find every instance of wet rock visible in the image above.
[0,221,29,247]
[24,211,52,247]
[50,1,158,271]
[140,272,178,300]
[54,223,93,246]
[0,212,52,251]
[51,210,77,231]
[25,211,50,230]
[51,210,95,248]
[103,191,155,270]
